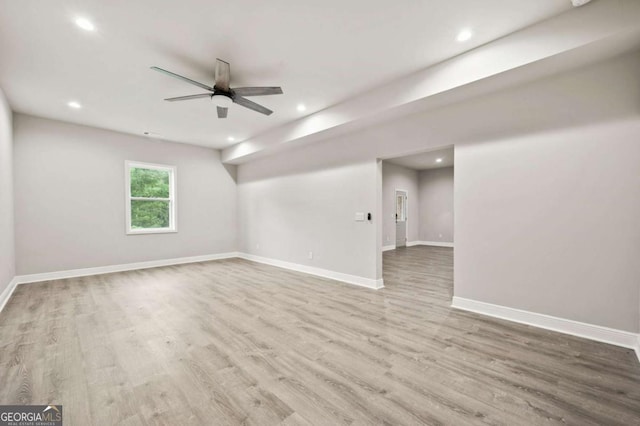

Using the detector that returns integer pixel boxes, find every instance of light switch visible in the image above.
[355,212,365,221]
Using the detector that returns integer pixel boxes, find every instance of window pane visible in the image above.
[131,200,170,229]
[396,195,406,221]
[130,167,170,198]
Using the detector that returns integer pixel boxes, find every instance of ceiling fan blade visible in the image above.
[151,67,213,91]
[164,93,212,102]
[233,87,283,97]
[214,59,231,91]
[233,96,273,115]
[217,106,228,118]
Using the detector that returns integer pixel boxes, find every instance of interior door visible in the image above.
[395,190,408,248]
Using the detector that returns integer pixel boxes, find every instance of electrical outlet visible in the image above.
[386,235,390,242]
[256,243,260,249]
[308,251,313,259]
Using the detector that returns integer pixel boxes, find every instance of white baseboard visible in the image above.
[14,252,240,285]
[238,253,384,290]
[0,277,19,314]
[417,241,454,248]
[12,251,383,294]
[382,241,454,250]
[452,296,639,353]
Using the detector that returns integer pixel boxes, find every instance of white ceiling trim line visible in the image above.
[222,0,640,164]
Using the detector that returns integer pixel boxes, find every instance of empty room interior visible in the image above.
[1,0,640,424]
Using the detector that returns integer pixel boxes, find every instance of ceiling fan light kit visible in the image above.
[151,58,283,118]
[212,93,233,108]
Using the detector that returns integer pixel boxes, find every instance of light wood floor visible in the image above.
[1,246,639,425]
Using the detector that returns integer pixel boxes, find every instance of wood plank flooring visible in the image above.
[1,246,639,425]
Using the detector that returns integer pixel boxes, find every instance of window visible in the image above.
[125,161,176,234]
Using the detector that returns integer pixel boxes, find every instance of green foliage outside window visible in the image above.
[130,167,171,229]
[130,168,169,198]
[131,200,170,229]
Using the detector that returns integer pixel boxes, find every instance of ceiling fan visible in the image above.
[151,58,283,118]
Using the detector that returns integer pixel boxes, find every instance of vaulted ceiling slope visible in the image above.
[0,0,571,149]
[3,1,639,162]
[222,0,640,164]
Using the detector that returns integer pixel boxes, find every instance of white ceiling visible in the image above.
[0,0,572,149]
[386,147,454,171]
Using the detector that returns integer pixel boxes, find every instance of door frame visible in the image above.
[395,188,409,248]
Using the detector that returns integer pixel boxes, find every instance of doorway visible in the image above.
[395,190,408,248]
[380,146,454,292]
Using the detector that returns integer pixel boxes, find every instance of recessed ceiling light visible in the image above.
[75,17,95,31]
[67,101,82,109]
[297,104,306,112]
[436,158,443,163]
[227,136,235,142]
[457,29,472,42]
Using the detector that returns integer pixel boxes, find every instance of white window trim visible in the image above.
[125,160,177,235]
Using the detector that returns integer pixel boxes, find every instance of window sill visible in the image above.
[126,228,177,235]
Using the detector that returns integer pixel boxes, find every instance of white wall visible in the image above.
[13,114,237,275]
[0,88,14,293]
[381,162,419,246]
[418,167,454,243]
[236,50,640,332]
[238,150,378,280]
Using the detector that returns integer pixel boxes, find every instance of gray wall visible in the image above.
[382,162,419,246]
[382,163,454,246]
[418,167,454,243]
[455,120,640,331]
[13,114,237,275]
[238,151,378,280]
[0,88,14,293]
